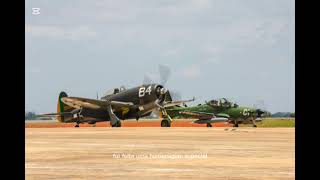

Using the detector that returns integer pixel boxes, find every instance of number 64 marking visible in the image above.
[139,86,152,97]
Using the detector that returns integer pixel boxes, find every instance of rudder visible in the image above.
[57,91,74,122]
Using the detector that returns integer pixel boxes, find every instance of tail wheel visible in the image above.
[75,119,80,128]
[161,119,171,127]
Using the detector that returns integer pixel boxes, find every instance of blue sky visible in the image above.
[25,0,295,114]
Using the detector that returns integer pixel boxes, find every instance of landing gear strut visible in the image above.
[107,103,122,128]
[252,118,257,128]
[233,123,239,127]
[233,119,239,127]
[74,117,81,128]
[74,108,83,128]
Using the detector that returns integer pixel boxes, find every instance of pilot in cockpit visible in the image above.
[113,88,120,94]
[208,98,239,108]
[119,86,126,92]
[219,98,232,107]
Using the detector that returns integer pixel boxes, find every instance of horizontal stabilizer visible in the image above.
[37,111,73,117]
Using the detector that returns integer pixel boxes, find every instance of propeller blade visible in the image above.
[143,74,153,84]
[254,99,267,111]
[169,90,182,101]
[158,64,171,85]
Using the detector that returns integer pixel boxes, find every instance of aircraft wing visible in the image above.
[163,97,195,108]
[61,97,106,109]
[61,97,134,110]
[110,101,134,108]
[37,113,59,116]
[193,118,228,124]
[178,111,214,119]
[178,111,229,124]
[215,113,230,118]
[36,112,70,117]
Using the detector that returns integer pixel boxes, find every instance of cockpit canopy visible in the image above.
[206,98,238,108]
[101,86,127,99]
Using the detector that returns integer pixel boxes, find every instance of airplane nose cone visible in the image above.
[160,87,167,95]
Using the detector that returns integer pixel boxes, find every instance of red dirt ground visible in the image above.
[25,120,233,128]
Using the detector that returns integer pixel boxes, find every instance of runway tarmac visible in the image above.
[25,119,233,128]
[25,128,295,179]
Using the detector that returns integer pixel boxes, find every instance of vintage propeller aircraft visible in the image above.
[165,98,265,127]
[40,65,194,127]
[41,84,194,127]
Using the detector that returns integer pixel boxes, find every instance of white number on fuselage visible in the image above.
[145,86,152,95]
[139,87,145,97]
[138,86,152,97]
[242,109,249,116]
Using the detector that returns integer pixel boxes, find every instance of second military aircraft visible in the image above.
[165,98,265,127]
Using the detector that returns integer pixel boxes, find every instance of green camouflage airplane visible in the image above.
[165,98,265,127]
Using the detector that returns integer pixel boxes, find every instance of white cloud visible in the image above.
[25,25,97,40]
[189,0,211,9]
[180,65,201,79]
[202,47,222,64]
[226,18,289,46]
[162,49,180,57]
[204,47,221,55]
[205,58,221,64]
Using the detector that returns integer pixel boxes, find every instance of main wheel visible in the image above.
[233,123,239,127]
[111,121,121,127]
[75,124,80,128]
[117,121,121,127]
[206,123,212,127]
[252,124,257,128]
[161,119,171,127]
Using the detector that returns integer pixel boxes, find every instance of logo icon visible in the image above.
[32,8,40,15]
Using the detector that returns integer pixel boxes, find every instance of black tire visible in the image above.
[253,124,257,128]
[111,121,121,127]
[117,121,121,127]
[75,124,80,128]
[161,119,171,127]
[206,123,212,127]
[234,123,239,127]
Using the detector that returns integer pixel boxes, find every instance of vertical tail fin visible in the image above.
[57,91,74,122]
